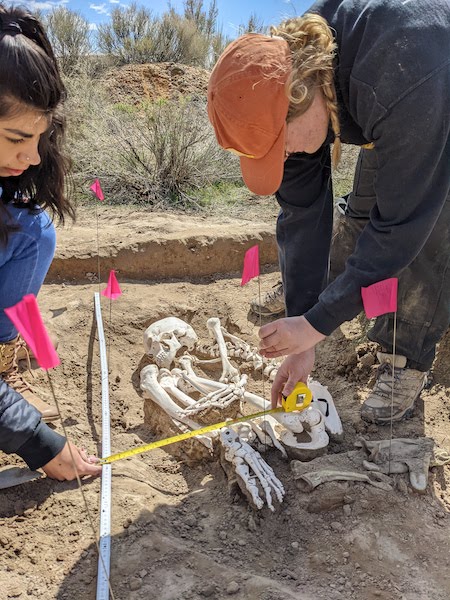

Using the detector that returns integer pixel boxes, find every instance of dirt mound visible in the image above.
[103,62,210,105]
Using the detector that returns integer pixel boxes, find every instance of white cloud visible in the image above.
[109,0,120,3]
[22,0,68,10]
[89,22,98,30]
[89,3,110,15]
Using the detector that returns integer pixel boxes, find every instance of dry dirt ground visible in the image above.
[1,205,450,600]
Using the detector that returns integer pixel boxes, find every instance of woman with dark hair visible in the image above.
[0,5,101,480]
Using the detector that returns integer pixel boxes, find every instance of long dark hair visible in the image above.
[0,4,74,244]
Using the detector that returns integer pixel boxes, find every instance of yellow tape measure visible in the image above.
[99,383,312,465]
[281,381,312,412]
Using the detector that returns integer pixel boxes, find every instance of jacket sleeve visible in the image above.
[0,379,66,471]
[305,64,450,335]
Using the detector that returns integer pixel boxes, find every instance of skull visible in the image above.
[143,317,198,369]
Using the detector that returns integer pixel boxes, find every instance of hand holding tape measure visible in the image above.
[98,382,312,465]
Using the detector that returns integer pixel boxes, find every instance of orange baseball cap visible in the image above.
[207,34,291,196]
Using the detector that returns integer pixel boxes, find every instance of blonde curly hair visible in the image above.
[271,13,341,166]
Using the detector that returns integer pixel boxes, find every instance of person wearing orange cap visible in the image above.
[208,0,450,424]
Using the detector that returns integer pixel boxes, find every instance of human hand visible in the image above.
[259,315,325,359]
[42,441,102,481]
[271,348,316,408]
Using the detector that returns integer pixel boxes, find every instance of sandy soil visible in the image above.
[1,205,450,600]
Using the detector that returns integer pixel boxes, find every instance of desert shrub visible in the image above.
[43,7,92,76]
[65,75,241,208]
[97,2,158,65]
[151,10,210,65]
[64,73,358,211]
[184,0,218,38]
[96,0,225,68]
[238,12,267,35]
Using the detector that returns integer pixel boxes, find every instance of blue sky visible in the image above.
[19,0,312,36]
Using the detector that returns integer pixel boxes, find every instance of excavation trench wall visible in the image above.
[46,210,279,283]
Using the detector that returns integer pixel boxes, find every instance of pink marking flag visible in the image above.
[361,277,398,319]
[101,270,122,300]
[241,245,260,286]
[5,294,60,370]
[90,178,104,201]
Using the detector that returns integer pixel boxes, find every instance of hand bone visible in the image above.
[181,380,245,415]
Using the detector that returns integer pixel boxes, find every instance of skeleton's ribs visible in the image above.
[195,326,279,380]
[220,327,277,376]
[206,317,240,383]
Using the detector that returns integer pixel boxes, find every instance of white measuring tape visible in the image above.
[94,293,112,600]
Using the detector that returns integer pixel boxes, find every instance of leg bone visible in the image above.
[206,318,240,383]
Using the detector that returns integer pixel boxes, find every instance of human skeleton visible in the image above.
[140,316,343,511]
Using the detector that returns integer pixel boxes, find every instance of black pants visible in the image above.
[277,147,450,371]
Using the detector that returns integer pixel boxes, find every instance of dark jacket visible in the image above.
[282,0,450,334]
[0,379,65,470]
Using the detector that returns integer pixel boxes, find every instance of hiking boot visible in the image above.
[361,352,427,424]
[0,337,59,423]
[15,332,59,365]
[250,281,285,317]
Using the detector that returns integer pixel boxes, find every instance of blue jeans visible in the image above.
[0,205,56,343]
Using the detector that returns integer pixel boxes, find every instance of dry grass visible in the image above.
[333,143,359,198]
[64,73,359,216]
[65,75,240,209]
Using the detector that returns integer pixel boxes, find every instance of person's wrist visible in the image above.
[302,315,326,343]
[16,422,66,471]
